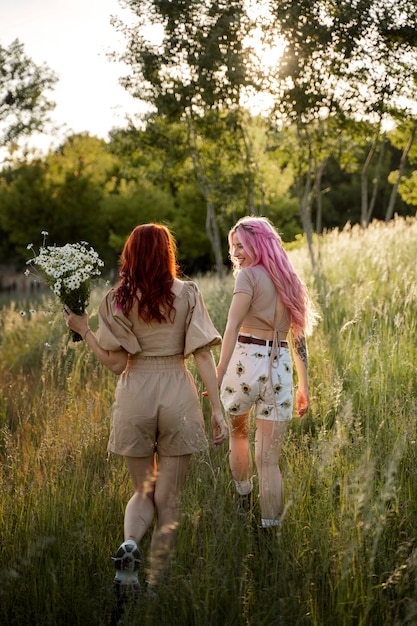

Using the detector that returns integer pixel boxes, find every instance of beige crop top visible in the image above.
[96,281,221,358]
[234,266,291,335]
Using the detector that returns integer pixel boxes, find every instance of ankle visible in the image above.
[234,478,253,496]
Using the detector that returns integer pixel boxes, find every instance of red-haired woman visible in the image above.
[63,223,227,598]
[216,216,317,530]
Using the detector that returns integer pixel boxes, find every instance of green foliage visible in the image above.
[0,159,56,262]
[0,39,57,146]
[1,1,417,279]
[0,134,121,268]
[102,182,175,249]
[170,185,219,275]
[113,1,273,273]
[1,216,417,624]
[117,0,251,114]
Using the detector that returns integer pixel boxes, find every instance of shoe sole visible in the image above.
[113,543,141,572]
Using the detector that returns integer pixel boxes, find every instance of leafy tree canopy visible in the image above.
[0,39,57,147]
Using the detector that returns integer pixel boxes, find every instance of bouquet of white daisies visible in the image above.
[26,232,104,342]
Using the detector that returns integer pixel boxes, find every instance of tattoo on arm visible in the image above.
[293,334,308,368]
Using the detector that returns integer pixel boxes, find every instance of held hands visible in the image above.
[296,387,310,417]
[199,393,227,445]
[211,410,228,447]
[216,366,225,390]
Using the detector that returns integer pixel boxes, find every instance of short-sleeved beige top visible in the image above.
[95,280,221,358]
[234,266,290,335]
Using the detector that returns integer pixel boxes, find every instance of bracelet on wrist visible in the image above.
[83,328,91,340]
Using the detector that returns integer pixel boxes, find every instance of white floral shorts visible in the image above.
[220,338,293,421]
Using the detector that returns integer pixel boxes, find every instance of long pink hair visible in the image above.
[229,216,314,339]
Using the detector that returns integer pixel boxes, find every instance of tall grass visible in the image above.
[1,215,417,625]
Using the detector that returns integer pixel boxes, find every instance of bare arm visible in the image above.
[216,291,252,387]
[63,309,128,375]
[193,350,228,446]
[291,332,309,417]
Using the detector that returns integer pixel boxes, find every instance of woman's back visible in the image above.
[96,279,221,358]
[235,266,291,336]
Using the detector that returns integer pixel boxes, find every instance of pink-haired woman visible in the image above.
[216,216,316,529]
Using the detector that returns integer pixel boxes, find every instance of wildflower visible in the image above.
[26,237,104,342]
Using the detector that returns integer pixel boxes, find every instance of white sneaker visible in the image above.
[113,540,140,593]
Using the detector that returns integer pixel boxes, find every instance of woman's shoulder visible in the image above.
[100,286,120,306]
[238,265,265,278]
[236,265,274,293]
[99,287,124,317]
[247,265,273,284]
[172,278,198,298]
[235,265,262,285]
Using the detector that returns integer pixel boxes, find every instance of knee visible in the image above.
[131,489,155,508]
[229,414,251,437]
[255,448,278,471]
[154,491,179,518]
[230,428,249,439]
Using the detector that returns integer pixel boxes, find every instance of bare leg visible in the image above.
[254,419,288,521]
[124,455,157,543]
[113,455,156,595]
[147,454,191,590]
[228,412,253,493]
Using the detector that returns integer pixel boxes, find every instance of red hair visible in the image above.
[116,223,179,323]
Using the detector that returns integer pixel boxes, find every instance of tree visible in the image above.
[265,0,346,267]
[0,39,57,147]
[387,119,417,212]
[0,135,119,266]
[112,0,264,276]
[109,118,242,270]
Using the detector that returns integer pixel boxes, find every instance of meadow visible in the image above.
[1,215,417,625]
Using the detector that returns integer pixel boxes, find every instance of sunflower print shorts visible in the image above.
[220,337,293,421]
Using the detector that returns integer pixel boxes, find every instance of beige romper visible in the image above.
[96,281,221,457]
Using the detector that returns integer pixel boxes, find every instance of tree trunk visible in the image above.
[205,200,224,278]
[196,174,224,279]
[366,137,386,226]
[361,142,376,228]
[385,124,416,222]
[239,121,262,215]
[188,121,224,277]
[314,158,327,235]
[296,165,315,269]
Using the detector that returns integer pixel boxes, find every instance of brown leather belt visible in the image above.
[238,334,288,349]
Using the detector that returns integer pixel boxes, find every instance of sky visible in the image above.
[0,0,141,154]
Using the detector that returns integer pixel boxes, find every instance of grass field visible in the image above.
[1,215,416,625]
